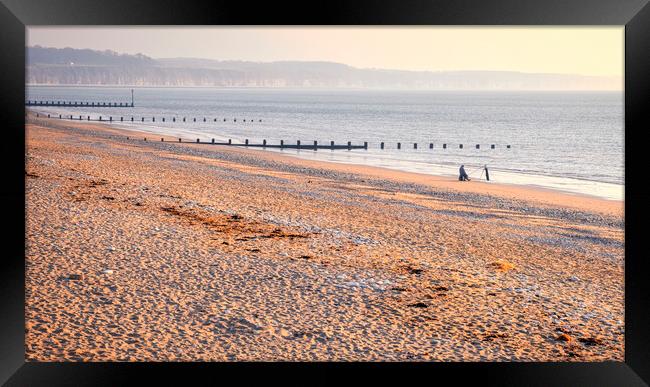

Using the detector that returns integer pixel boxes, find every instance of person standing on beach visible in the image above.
[459,165,470,181]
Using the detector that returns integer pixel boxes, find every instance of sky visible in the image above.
[27,26,623,77]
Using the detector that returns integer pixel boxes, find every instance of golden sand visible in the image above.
[25,117,624,361]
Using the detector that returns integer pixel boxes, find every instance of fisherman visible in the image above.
[459,165,470,181]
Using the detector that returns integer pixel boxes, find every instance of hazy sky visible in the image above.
[27,27,623,77]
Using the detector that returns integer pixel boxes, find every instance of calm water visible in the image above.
[26,86,624,200]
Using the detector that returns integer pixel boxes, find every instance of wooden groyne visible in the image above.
[27,89,135,108]
[128,137,510,151]
[33,113,262,123]
[32,113,512,150]
[195,139,366,150]
[26,101,134,108]
[125,136,367,150]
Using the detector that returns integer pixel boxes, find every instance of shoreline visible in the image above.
[25,116,624,361]
[265,148,623,203]
[31,114,623,217]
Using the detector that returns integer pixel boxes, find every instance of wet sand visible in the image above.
[25,116,624,361]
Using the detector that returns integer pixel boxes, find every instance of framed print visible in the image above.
[1,0,649,385]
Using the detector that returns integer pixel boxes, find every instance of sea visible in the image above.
[26,86,625,201]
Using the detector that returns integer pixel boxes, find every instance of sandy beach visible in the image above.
[25,115,624,361]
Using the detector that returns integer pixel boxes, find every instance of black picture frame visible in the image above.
[1,0,649,385]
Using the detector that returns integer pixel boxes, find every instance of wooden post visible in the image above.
[397,142,401,149]
[364,142,368,150]
[380,142,384,149]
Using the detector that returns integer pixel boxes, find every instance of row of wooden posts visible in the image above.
[36,113,261,123]
[125,136,511,150]
[35,113,511,150]
[129,137,368,150]
[27,101,133,107]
